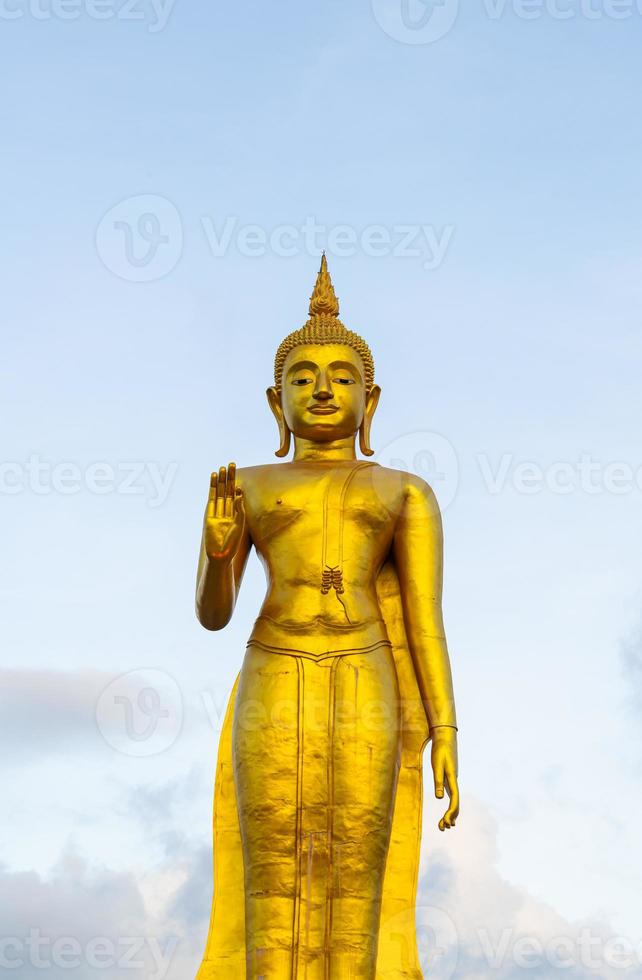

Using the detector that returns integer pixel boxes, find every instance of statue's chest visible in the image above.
[246,468,393,557]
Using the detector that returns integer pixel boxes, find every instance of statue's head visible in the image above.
[267,256,381,457]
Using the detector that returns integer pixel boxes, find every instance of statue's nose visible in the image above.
[313,379,333,400]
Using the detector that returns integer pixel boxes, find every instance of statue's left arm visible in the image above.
[392,475,460,830]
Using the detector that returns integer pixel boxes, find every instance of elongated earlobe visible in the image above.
[275,422,291,458]
[359,421,374,457]
[266,387,292,458]
[359,385,381,457]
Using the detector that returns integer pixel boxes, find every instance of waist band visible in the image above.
[249,613,390,657]
[246,638,393,663]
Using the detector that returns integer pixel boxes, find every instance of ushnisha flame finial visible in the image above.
[309,253,340,318]
[273,255,375,391]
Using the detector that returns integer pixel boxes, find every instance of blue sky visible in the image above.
[2,0,642,976]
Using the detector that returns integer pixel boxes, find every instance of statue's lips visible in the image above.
[308,406,339,415]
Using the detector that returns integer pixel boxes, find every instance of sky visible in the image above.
[2,0,642,976]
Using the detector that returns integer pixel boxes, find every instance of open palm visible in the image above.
[204,463,245,561]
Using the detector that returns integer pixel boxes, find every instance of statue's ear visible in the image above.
[359,385,381,457]
[266,387,291,458]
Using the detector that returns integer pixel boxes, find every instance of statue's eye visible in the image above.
[334,377,355,385]
[292,378,312,386]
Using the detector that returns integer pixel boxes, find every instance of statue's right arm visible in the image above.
[195,464,252,631]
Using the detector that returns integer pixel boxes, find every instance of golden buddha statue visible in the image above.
[195,257,459,980]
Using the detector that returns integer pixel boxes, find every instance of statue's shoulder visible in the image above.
[234,463,283,489]
[371,463,434,494]
[372,464,441,513]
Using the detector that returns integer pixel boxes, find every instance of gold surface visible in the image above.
[195,259,459,978]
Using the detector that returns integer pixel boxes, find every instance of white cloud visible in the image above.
[418,796,642,979]
[0,669,116,763]
[0,847,201,980]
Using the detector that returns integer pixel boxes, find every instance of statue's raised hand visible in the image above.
[204,463,245,562]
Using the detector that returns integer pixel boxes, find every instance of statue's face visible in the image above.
[280,343,367,442]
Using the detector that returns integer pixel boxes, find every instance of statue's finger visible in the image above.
[433,755,445,799]
[225,463,236,517]
[216,467,226,518]
[227,463,236,497]
[445,769,460,818]
[206,472,217,519]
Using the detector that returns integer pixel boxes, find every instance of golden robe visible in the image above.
[196,561,430,979]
